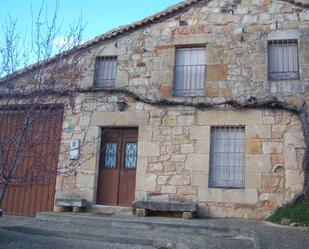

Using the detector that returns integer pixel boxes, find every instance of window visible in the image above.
[94,56,117,87]
[209,126,245,188]
[267,39,299,81]
[174,47,206,96]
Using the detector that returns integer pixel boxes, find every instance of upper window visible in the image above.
[209,126,245,189]
[94,56,117,87]
[174,47,206,96]
[267,39,299,81]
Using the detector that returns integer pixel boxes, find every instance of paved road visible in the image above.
[0,213,308,249]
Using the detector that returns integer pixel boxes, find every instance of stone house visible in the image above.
[2,0,309,219]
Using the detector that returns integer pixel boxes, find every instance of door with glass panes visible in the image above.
[97,128,138,206]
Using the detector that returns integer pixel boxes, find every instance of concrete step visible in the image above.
[90,204,134,216]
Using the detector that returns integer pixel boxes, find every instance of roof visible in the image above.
[1,0,308,82]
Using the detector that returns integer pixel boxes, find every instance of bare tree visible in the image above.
[0,0,86,216]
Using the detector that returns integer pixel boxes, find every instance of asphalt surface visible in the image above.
[0,213,308,249]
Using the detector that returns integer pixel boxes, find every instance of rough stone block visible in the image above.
[158,175,170,185]
[181,143,194,154]
[199,188,258,204]
[246,139,261,154]
[177,186,196,195]
[76,173,95,189]
[246,172,262,188]
[135,208,148,217]
[178,115,194,126]
[163,115,177,126]
[55,198,87,208]
[138,126,152,142]
[286,170,303,192]
[190,126,210,140]
[147,163,163,172]
[262,142,283,154]
[171,154,186,162]
[132,201,197,212]
[261,174,284,193]
[91,111,149,126]
[73,207,83,213]
[53,205,62,213]
[161,185,177,194]
[246,125,271,139]
[206,64,228,81]
[160,84,173,98]
[136,157,148,174]
[195,141,210,154]
[191,171,208,187]
[186,154,209,171]
[246,154,272,172]
[284,132,305,147]
[183,211,195,219]
[154,45,174,56]
[197,110,263,126]
[138,142,160,156]
[136,173,157,192]
[170,175,191,186]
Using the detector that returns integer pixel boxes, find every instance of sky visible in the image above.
[1,0,183,42]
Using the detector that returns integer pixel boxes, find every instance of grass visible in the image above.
[267,200,309,226]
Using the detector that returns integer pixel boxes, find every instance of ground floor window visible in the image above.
[209,126,245,188]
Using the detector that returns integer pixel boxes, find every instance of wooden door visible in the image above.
[0,107,63,216]
[97,128,138,207]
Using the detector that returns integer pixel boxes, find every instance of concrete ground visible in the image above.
[0,213,308,249]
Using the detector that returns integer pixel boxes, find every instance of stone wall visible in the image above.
[55,96,305,218]
[54,0,309,219]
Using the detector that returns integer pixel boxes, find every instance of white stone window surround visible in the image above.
[266,30,303,82]
[196,110,267,205]
[208,126,246,189]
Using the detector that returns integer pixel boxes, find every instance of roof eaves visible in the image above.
[0,0,204,83]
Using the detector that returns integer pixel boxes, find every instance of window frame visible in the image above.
[267,39,300,81]
[93,56,118,87]
[173,45,207,97]
[208,126,246,189]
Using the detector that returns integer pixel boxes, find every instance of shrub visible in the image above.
[267,201,309,226]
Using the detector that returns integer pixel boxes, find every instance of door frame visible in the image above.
[95,126,138,206]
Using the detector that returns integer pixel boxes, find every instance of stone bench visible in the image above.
[132,201,197,219]
[55,198,87,213]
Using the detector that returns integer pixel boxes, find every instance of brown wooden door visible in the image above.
[0,107,63,216]
[97,128,138,207]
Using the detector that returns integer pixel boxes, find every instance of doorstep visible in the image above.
[90,204,134,216]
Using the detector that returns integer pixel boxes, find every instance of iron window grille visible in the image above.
[267,39,299,81]
[94,56,117,87]
[209,126,245,189]
[173,47,206,96]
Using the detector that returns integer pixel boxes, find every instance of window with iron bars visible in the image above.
[94,56,117,87]
[173,47,206,96]
[209,126,245,189]
[267,39,299,81]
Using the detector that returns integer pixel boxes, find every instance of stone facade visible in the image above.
[50,0,309,219]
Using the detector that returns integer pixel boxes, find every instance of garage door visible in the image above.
[0,106,63,216]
